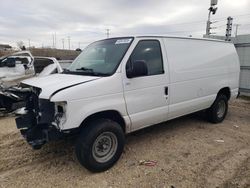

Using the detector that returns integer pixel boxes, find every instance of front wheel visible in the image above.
[75,119,125,172]
[206,94,228,123]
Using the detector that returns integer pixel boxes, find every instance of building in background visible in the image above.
[204,34,250,96]
[0,44,12,51]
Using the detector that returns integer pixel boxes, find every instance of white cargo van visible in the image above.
[16,36,240,172]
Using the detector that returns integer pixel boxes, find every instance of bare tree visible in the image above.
[16,41,26,50]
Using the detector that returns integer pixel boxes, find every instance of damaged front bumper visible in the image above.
[15,88,68,149]
[16,115,64,149]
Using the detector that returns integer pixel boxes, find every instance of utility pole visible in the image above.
[226,16,233,41]
[52,34,55,48]
[106,29,110,38]
[55,32,57,49]
[206,0,218,35]
[234,24,240,37]
[78,42,81,49]
[68,36,71,50]
[28,39,31,48]
[62,38,65,49]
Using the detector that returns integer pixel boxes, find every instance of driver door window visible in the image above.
[127,40,164,76]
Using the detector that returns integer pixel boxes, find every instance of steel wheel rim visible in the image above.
[92,132,118,163]
[217,100,226,118]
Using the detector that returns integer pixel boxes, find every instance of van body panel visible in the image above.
[16,36,240,147]
[163,38,240,119]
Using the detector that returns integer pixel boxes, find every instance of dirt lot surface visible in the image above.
[0,99,249,188]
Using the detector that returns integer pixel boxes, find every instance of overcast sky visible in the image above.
[0,0,250,49]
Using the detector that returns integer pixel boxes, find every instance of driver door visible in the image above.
[123,39,169,131]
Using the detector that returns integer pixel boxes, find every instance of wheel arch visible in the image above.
[217,87,231,100]
[80,110,126,133]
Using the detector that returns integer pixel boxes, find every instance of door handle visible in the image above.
[165,87,168,95]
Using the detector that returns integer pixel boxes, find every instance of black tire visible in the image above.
[75,118,125,172]
[207,94,228,123]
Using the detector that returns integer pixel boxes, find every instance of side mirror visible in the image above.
[126,60,148,78]
[6,58,16,67]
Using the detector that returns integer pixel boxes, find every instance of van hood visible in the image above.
[22,74,100,99]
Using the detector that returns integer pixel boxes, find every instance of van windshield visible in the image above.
[65,37,133,76]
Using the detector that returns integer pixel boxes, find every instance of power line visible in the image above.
[129,28,205,36]
[212,13,250,22]
[39,14,250,48]
[161,13,250,28]
[161,15,250,35]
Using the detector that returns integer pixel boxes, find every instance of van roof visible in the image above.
[104,35,229,44]
[94,36,231,45]
[135,35,230,43]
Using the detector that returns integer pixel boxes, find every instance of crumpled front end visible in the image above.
[15,86,65,149]
[0,85,30,114]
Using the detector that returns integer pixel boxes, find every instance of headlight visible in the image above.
[54,101,67,129]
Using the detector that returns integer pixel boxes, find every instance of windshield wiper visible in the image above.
[63,67,110,77]
[62,68,70,73]
[76,67,94,72]
[76,67,110,76]
[91,72,110,76]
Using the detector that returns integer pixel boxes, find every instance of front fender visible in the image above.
[56,93,131,132]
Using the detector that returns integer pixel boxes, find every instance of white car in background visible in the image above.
[0,51,63,114]
[0,51,63,87]
[0,51,35,86]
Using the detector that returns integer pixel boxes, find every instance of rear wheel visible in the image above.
[75,119,125,172]
[207,94,228,123]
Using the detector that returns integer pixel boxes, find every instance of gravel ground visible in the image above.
[0,98,249,188]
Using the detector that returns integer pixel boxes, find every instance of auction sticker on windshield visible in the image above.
[115,39,132,44]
